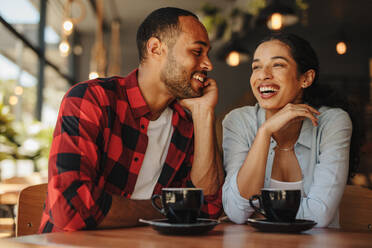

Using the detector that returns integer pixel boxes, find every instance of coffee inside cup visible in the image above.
[151,188,204,223]
[249,188,301,222]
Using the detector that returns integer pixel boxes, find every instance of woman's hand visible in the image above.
[261,103,320,135]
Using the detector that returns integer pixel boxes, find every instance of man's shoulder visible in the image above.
[65,69,137,98]
[66,77,124,98]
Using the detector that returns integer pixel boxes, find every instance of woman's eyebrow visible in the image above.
[271,56,289,62]
[252,56,289,63]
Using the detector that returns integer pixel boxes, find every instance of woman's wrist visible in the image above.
[257,124,272,140]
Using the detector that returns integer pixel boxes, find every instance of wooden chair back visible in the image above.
[16,183,48,236]
[339,185,372,231]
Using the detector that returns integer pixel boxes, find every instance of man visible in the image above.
[39,7,224,233]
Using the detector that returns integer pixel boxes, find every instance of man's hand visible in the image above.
[179,78,218,114]
[178,77,223,195]
[98,195,163,229]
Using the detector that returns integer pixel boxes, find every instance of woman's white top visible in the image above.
[269,178,304,195]
[222,104,352,227]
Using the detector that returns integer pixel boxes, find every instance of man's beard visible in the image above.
[160,51,201,99]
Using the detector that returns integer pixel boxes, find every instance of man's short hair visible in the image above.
[136,7,198,63]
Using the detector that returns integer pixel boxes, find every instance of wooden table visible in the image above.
[1,223,372,248]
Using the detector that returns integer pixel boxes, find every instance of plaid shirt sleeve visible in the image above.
[40,82,113,232]
[201,186,223,219]
[183,153,223,220]
[166,114,223,220]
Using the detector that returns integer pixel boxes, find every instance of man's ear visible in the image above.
[147,37,164,59]
[301,69,316,88]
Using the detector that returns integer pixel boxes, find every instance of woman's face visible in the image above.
[250,40,305,111]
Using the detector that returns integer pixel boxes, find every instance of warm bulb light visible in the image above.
[267,13,283,30]
[73,45,83,55]
[226,51,240,67]
[14,86,23,95]
[63,19,74,35]
[9,95,18,105]
[59,40,70,57]
[336,41,347,55]
[89,72,99,79]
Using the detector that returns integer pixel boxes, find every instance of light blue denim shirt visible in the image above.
[222,104,352,227]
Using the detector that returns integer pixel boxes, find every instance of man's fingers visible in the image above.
[203,77,217,87]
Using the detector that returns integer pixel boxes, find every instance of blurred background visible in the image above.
[0,1,371,231]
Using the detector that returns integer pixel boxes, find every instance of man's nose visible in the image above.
[201,56,213,71]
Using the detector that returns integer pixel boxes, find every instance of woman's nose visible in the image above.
[258,66,273,80]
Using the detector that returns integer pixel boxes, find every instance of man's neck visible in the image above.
[137,65,175,120]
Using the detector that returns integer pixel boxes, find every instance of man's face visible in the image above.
[160,16,213,99]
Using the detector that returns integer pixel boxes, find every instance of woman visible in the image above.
[222,33,360,227]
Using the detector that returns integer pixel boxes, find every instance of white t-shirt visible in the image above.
[270,178,304,196]
[131,107,174,199]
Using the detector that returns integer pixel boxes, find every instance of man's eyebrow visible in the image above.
[194,41,208,47]
[194,41,212,52]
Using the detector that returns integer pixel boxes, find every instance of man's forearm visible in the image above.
[190,107,224,195]
[98,194,163,229]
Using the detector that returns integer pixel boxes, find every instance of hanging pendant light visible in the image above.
[336,41,347,55]
[267,12,283,30]
[62,19,74,35]
[59,39,70,57]
[257,0,299,30]
[89,0,107,78]
[59,0,86,57]
[226,51,240,67]
[107,19,121,76]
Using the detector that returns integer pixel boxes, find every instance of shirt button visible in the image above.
[140,125,145,129]
[134,157,139,162]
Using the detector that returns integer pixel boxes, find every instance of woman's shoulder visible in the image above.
[318,106,352,127]
[225,104,260,119]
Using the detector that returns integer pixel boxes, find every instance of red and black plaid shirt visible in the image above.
[39,69,222,233]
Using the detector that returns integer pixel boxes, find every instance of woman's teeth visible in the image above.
[259,86,278,93]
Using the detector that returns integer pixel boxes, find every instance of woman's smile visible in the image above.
[258,84,280,99]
